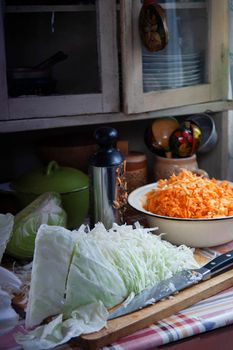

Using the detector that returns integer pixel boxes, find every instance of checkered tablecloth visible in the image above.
[2,243,233,350]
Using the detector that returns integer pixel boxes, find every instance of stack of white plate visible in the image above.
[142,51,204,92]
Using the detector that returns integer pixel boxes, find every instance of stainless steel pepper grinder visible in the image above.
[89,127,127,229]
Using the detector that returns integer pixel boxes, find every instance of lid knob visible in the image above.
[90,127,124,167]
[94,127,118,148]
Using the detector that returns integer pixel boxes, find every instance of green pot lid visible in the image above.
[11,161,88,195]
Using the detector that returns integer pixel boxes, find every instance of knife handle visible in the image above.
[201,250,233,279]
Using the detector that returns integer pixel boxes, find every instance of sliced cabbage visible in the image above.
[6,192,67,260]
[15,302,108,350]
[64,223,199,316]
[16,222,199,349]
[0,267,22,336]
[63,229,128,317]
[25,224,79,329]
[0,288,20,336]
[0,266,22,295]
[0,213,14,263]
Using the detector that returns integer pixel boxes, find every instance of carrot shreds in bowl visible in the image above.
[143,169,233,219]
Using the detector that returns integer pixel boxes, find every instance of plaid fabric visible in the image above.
[106,287,233,350]
[2,245,233,350]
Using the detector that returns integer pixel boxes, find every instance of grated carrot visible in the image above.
[143,169,233,218]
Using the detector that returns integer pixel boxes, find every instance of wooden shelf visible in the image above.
[0,100,232,133]
[5,4,96,13]
[5,2,206,14]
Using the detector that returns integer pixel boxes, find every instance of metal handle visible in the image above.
[33,51,68,70]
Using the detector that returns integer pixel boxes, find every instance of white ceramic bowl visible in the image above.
[128,183,233,248]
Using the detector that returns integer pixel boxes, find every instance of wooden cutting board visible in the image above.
[77,265,233,350]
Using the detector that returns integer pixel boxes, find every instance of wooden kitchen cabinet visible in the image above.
[121,0,231,114]
[0,0,119,121]
[0,0,233,132]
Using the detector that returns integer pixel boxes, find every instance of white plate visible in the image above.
[142,61,203,70]
[142,58,203,67]
[143,69,201,78]
[142,64,203,73]
[142,51,203,60]
[143,78,202,86]
[143,74,202,84]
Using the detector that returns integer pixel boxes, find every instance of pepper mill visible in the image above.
[88,127,127,229]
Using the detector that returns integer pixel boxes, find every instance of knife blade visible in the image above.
[108,250,233,320]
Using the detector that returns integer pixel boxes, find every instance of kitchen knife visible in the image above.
[108,250,233,320]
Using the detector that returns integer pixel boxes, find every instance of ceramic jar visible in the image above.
[125,152,147,193]
[153,154,207,181]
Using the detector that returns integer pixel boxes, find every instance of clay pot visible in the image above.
[153,154,208,181]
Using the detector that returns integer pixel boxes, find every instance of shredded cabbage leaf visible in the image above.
[16,222,199,349]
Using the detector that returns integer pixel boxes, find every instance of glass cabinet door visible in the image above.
[0,0,119,120]
[121,0,229,114]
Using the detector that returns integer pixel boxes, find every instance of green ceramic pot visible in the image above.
[11,160,89,229]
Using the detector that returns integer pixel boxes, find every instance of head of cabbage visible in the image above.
[0,213,14,263]
[6,192,67,260]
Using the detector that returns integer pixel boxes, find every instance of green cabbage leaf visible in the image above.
[0,213,14,263]
[25,224,79,329]
[15,302,108,350]
[6,192,67,259]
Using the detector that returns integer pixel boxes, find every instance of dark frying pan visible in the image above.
[8,51,68,96]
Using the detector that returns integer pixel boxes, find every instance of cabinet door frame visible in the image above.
[0,0,119,120]
[120,0,230,114]
[0,2,9,120]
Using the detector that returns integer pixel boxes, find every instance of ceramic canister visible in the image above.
[153,153,207,181]
[125,151,148,193]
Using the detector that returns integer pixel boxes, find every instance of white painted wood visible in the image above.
[121,0,230,114]
[198,112,229,180]
[1,100,233,133]
[8,94,103,119]
[97,0,119,112]
[143,85,213,112]
[6,5,96,13]
[120,0,144,114]
[218,111,230,180]
[208,0,229,100]
[5,2,207,13]
[0,4,9,120]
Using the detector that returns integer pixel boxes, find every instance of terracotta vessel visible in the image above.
[153,154,207,181]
